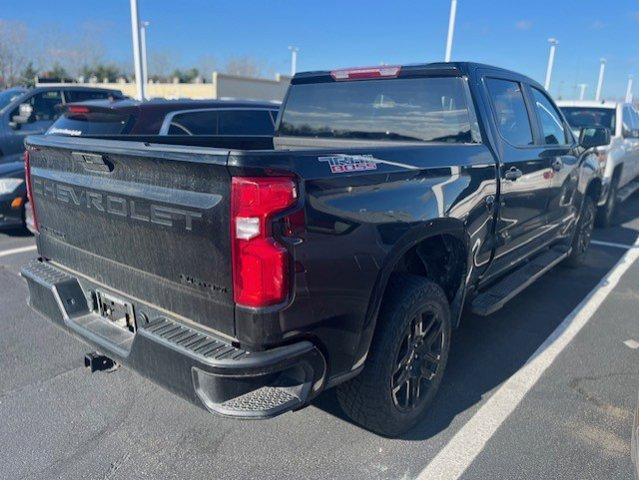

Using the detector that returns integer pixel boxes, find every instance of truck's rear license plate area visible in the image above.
[95,291,136,333]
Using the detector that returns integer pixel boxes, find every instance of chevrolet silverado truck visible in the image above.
[21,62,608,436]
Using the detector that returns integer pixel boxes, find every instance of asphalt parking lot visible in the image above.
[2,196,639,480]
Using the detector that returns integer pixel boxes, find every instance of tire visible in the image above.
[336,274,451,437]
[564,195,595,268]
[596,179,618,228]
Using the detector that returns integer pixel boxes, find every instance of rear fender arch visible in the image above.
[353,218,472,368]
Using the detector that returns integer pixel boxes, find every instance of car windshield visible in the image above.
[0,88,26,111]
[279,77,476,143]
[560,107,616,132]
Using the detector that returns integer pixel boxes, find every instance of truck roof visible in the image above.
[291,61,541,87]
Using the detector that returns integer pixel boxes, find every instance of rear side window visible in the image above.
[486,78,533,146]
[64,90,119,102]
[167,111,218,135]
[167,109,275,136]
[47,110,132,136]
[279,77,475,143]
[530,88,567,145]
[218,110,275,135]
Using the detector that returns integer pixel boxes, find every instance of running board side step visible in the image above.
[471,247,569,316]
[617,180,639,204]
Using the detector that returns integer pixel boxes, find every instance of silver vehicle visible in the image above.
[558,100,639,226]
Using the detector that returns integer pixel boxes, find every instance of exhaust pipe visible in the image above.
[84,352,118,373]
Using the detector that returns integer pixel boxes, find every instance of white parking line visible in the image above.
[417,234,639,480]
[0,245,37,258]
[591,239,637,250]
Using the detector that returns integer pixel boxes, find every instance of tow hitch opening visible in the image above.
[84,352,118,373]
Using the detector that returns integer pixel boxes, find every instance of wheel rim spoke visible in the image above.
[391,306,444,412]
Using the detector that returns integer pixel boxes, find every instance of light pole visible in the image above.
[140,21,150,98]
[626,75,634,103]
[595,58,606,102]
[444,0,458,62]
[288,46,299,76]
[578,83,588,100]
[544,38,558,91]
[129,0,145,100]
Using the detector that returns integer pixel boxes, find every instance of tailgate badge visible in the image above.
[72,152,113,173]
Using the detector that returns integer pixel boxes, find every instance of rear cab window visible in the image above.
[47,108,132,136]
[278,76,478,143]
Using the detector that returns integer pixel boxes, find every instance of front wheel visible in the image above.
[564,196,595,268]
[596,180,618,228]
[336,274,451,437]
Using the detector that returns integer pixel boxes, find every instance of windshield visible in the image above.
[279,77,475,143]
[560,107,616,132]
[0,88,26,111]
[47,110,132,136]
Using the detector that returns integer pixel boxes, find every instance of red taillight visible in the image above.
[67,105,90,114]
[330,65,401,81]
[231,177,297,308]
[23,150,38,232]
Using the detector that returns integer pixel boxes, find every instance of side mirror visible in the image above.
[579,126,611,149]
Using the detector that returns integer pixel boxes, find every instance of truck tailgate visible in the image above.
[26,136,235,337]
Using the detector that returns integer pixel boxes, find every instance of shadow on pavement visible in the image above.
[0,226,32,238]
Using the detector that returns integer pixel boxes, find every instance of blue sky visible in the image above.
[5,0,639,100]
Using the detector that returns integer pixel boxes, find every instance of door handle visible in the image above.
[552,159,563,172]
[504,167,523,181]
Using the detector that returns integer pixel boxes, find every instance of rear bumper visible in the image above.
[21,259,327,418]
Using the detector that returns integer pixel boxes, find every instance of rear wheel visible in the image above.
[564,196,595,267]
[336,274,451,437]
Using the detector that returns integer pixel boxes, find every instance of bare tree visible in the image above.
[0,20,29,87]
[224,56,264,78]
[196,54,217,82]
[149,50,179,81]
[37,22,107,78]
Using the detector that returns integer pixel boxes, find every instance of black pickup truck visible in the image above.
[21,62,608,436]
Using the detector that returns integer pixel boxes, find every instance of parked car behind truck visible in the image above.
[21,62,608,436]
[0,86,125,164]
[47,98,279,150]
[558,100,639,226]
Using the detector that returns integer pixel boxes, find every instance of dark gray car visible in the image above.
[0,86,123,164]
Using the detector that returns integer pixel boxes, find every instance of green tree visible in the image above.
[48,63,69,80]
[170,67,200,83]
[19,62,38,87]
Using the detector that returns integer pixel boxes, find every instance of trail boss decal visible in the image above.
[319,154,378,174]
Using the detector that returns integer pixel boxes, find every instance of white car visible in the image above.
[557,100,639,226]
